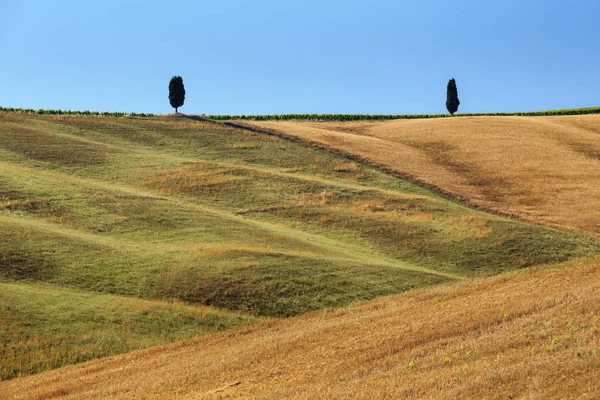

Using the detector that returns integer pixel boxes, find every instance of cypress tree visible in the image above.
[169,76,185,113]
[446,78,460,115]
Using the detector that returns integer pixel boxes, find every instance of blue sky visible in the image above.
[1,0,599,115]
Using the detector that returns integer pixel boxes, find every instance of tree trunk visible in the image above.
[175,107,178,114]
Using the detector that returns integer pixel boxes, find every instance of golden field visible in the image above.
[242,115,600,237]
[3,257,599,399]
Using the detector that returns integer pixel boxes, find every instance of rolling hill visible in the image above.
[1,112,599,386]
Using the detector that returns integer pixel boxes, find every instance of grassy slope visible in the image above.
[243,115,600,237]
[4,257,599,399]
[0,283,259,380]
[1,113,599,379]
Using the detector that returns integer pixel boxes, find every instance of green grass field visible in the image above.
[1,112,599,379]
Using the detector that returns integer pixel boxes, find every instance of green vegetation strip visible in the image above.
[0,106,153,118]
[206,106,600,121]
[3,105,599,121]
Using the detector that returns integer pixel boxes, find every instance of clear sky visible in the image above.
[1,0,599,115]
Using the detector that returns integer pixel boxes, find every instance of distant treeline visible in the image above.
[206,106,600,121]
[0,106,154,118]
[2,105,599,121]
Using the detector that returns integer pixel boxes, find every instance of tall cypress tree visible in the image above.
[446,78,460,115]
[169,76,185,113]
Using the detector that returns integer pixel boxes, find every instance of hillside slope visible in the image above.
[3,257,599,399]
[1,112,599,379]
[242,115,600,237]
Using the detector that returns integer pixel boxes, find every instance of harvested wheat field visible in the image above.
[241,115,600,237]
[3,257,599,399]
